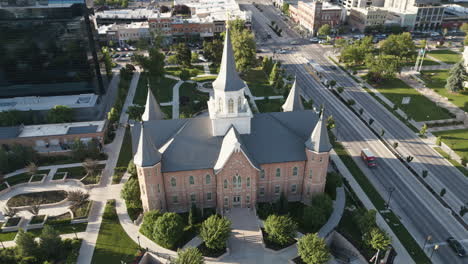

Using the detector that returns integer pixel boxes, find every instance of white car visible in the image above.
[276,49,287,54]
[310,37,319,43]
[291,40,299,45]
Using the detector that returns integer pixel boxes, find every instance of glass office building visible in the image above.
[0,0,106,98]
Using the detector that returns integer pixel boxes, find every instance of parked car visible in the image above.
[112,54,120,59]
[128,46,136,51]
[276,49,287,54]
[310,37,319,43]
[447,237,467,257]
[126,52,134,57]
[291,40,299,45]
[116,47,122,51]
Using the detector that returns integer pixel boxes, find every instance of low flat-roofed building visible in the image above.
[0,94,99,112]
[0,121,106,155]
[349,7,388,32]
[98,22,150,44]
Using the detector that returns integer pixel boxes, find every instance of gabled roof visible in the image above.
[212,27,246,92]
[282,77,304,112]
[305,111,332,153]
[133,122,162,167]
[141,85,165,121]
[214,126,260,173]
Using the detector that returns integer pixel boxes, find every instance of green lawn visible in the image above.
[57,165,105,184]
[116,127,133,168]
[209,64,219,74]
[179,82,209,102]
[368,78,453,122]
[404,57,440,67]
[2,169,50,186]
[165,65,204,77]
[421,70,468,112]
[91,200,140,264]
[433,129,468,162]
[255,98,283,113]
[161,106,172,119]
[192,75,217,82]
[133,73,178,105]
[433,147,468,178]
[427,49,461,64]
[241,67,278,96]
[179,82,209,118]
[333,141,430,264]
[28,222,88,237]
[0,231,17,241]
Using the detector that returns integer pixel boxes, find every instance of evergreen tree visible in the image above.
[39,225,63,260]
[264,215,297,246]
[200,215,231,250]
[171,247,204,264]
[16,229,37,258]
[269,63,280,85]
[153,212,184,249]
[445,60,466,93]
[297,233,330,264]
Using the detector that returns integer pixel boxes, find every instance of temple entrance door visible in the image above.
[233,195,241,207]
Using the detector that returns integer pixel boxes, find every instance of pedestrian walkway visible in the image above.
[5,161,107,178]
[172,80,184,119]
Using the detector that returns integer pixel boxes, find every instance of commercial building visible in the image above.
[384,0,445,30]
[337,0,385,11]
[98,22,151,45]
[131,28,332,213]
[289,0,344,35]
[0,0,107,99]
[348,7,388,31]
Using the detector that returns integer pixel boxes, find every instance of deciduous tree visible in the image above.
[230,19,256,72]
[200,215,231,250]
[297,233,330,264]
[264,215,297,246]
[174,43,192,67]
[318,24,331,37]
[153,212,184,249]
[39,225,63,259]
[126,104,145,121]
[16,229,38,258]
[140,210,162,238]
[47,105,74,123]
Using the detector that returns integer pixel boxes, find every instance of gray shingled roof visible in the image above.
[305,112,332,153]
[282,77,304,112]
[67,125,98,135]
[212,28,246,92]
[133,122,162,167]
[131,111,320,172]
[141,86,165,121]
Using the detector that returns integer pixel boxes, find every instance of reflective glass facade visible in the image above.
[0,2,106,98]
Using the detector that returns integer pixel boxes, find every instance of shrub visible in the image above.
[347,99,356,106]
[337,86,344,93]
[179,69,190,81]
[325,172,343,200]
[264,215,297,246]
[172,247,204,264]
[140,210,163,238]
[200,215,231,250]
[153,212,184,249]
[297,233,330,264]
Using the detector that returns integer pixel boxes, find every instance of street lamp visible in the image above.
[0,239,4,249]
[385,186,396,209]
[72,226,78,240]
[423,235,432,250]
[137,235,141,250]
[430,244,439,259]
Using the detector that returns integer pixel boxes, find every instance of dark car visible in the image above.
[447,237,467,257]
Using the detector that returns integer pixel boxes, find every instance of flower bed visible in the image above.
[260,228,296,251]
[1,170,49,187]
[7,190,67,207]
[71,200,93,219]
[197,242,226,258]
[52,172,67,180]
[4,217,21,227]
[30,215,46,225]
[30,174,45,182]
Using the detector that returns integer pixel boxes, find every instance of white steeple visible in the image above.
[207,26,253,136]
[142,84,166,121]
[282,77,304,112]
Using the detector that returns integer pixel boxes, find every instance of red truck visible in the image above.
[361,148,376,167]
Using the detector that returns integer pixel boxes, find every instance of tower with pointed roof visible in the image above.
[142,84,166,121]
[282,77,304,112]
[207,26,253,136]
[134,122,167,212]
[302,111,332,204]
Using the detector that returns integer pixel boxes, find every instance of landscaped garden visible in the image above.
[1,169,50,187]
[366,77,453,122]
[420,70,468,112]
[91,200,141,264]
[427,49,462,64]
[52,172,67,180]
[29,215,46,225]
[179,82,209,117]
[56,163,105,185]
[0,230,18,241]
[133,73,178,105]
[28,212,88,237]
[4,217,21,227]
[7,190,67,207]
[29,174,45,182]
[433,129,468,164]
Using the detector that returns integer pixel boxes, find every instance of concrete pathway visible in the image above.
[5,161,107,178]
[172,81,184,120]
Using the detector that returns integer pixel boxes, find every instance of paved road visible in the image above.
[242,0,468,263]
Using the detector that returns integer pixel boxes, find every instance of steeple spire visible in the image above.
[305,111,332,153]
[142,83,165,121]
[134,122,162,167]
[282,77,304,112]
[212,27,246,92]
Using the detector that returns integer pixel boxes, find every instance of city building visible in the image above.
[348,7,388,32]
[95,0,251,44]
[442,4,468,29]
[131,27,332,213]
[0,120,106,155]
[336,0,384,12]
[272,0,299,8]
[289,0,344,35]
[0,0,107,99]
[384,0,445,30]
[98,22,151,45]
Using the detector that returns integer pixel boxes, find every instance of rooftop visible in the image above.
[18,120,105,138]
[0,94,98,112]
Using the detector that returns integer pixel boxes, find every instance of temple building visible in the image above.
[131,27,332,213]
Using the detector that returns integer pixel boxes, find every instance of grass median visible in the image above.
[333,141,431,264]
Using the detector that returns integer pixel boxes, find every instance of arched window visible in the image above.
[276,168,281,178]
[218,97,223,112]
[206,174,211,184]
[232,176,237,187]
[238,97,242,110]
[224,179,228,189]
[260,169,265,179]
[171,177,176,187]
[189,176,194,185]
[247,177,250,187]
[293,167,298,176]
[228,99,234,113]
[233,174,241,188]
